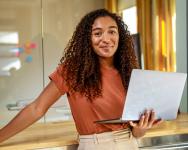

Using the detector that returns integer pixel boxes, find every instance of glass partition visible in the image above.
[0,0,43,126]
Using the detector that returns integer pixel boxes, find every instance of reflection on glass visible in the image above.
[0,57,21,76]
[0,32,21,76]
[0,32,19,44]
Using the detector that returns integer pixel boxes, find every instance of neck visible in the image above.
[99,57,114,69]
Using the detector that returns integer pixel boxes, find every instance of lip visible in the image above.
[99,46,113,49]
[99,46,113,53]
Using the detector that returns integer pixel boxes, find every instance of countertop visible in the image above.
[0,113,188,150]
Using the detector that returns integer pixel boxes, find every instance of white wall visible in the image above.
[176,0,187,112]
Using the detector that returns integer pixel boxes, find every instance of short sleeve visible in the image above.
[49,64,69,95]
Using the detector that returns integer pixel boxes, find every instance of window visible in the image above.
[122,6,137,34]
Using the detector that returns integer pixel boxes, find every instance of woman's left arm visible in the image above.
[129,110,163,138]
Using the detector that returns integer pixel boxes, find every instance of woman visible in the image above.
[0,9,162,149]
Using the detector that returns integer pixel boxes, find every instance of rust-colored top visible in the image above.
[49,64,128,135]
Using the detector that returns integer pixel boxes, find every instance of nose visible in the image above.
[102,33,110,43]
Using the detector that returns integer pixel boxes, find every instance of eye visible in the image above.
[93,31,102,37]
[109,30,117,35]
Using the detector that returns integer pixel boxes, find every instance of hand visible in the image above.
[129,110,163,138]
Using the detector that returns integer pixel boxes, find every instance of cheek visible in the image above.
[91,38,100,54]
[115,36,119,43]
[91,37,100,47]
[114,37,119,46]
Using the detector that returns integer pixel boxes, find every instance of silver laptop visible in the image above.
[95,69,187,124]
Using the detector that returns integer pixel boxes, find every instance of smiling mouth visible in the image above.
[100,46,113,49]
[100,47,110,52]
[101,47,109,49]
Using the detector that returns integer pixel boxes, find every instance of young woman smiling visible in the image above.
[0,9,162,150]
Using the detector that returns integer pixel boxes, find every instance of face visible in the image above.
[91,16,119,61]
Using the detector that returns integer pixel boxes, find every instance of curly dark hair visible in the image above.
[60,9,139,100]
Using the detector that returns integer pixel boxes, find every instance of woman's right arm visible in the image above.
[0,81,62,143]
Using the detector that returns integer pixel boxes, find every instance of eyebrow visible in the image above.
[92,26,118,31]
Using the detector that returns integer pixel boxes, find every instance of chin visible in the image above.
[99,54,114,58]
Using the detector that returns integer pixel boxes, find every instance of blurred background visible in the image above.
[0,0,187,127]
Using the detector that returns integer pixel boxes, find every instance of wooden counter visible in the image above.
[144,113,188,137]
[0,113,188,150]
[0,121,78,150]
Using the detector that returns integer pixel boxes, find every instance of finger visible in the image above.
[150,110,155,121]
[138,114,145,127]
[129,121,137,127]
[148,110,155,127]
[143,110,150,127]
[153,119,163,127]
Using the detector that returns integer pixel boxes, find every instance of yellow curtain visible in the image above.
[137,0,176,71]
[105,0,118,13]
